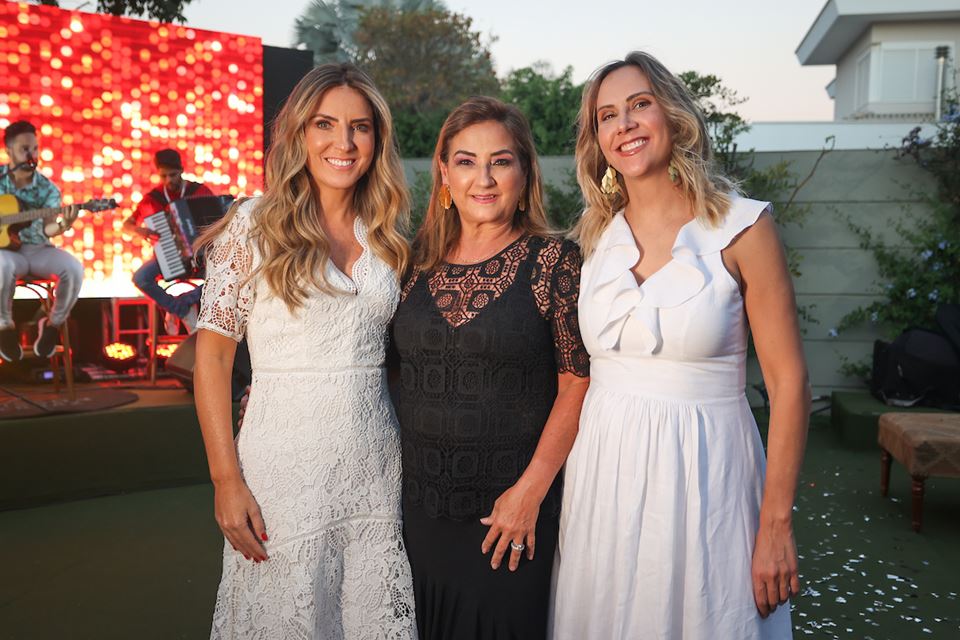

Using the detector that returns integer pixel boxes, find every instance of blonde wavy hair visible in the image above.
[572,51,738,257]
[197,63,410,310]
[413,96,553,272]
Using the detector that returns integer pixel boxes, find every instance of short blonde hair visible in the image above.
[572,51,737,257]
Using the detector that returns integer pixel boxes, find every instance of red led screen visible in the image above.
[0,2,264,297]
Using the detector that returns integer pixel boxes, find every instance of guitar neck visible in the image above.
[4,205,71,225]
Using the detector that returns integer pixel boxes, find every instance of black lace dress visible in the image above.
[391,234,589,640]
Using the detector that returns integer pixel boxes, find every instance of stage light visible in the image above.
[155,342,179,359]
[0,2,264,299]
[103,342,137,370]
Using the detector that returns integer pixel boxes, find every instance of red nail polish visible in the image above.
[244,555,250,560]
[261,533,268,541]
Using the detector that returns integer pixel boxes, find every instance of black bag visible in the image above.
[870,305,960,409]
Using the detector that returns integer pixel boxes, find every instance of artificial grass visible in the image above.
[2,418,958,639]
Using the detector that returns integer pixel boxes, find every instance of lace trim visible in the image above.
[196,198,258,341]
[400,235,589,376]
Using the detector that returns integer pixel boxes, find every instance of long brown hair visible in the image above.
[572,51,737,257]
[196,63,410,310]
[413,96,552,272]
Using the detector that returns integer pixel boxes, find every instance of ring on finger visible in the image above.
[510,541,525,552]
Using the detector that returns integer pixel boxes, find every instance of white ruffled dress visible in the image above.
[551,196,792,639]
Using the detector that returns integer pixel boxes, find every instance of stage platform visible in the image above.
[0,381,235,511]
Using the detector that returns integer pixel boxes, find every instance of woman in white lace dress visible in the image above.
[193,64,416,639]
[551,52,809,639]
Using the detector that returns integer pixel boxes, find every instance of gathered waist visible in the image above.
[589,357,745,402]
[253,364,385,376]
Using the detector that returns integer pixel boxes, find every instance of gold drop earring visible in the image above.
[439,184,452,210]
[601,166,620,195]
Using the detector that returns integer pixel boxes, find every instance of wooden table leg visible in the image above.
[880,449,892,497]
[911,475,926,533]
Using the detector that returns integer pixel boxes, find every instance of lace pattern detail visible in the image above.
[203,196,416,638]
[403,235,589,376]
[197,198,257,341]
[392,235,588,521]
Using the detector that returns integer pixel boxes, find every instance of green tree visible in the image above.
[500,63,583,155]
[35,0,194,22]
[293,0,443,66]
[352,6,499,156]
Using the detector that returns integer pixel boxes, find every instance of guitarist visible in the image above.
[123,148,214,335]
[0,120,83,363]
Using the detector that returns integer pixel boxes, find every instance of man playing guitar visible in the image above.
[123,148,214,334]
[0,120,83,363]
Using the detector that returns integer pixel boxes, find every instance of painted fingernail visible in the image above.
[243,555,250,560]
[261,533,268,541]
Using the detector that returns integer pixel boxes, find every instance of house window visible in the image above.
[856,50,871,109]
[878,42,947,104]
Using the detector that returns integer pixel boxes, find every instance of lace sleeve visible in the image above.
[548,240,590,377]
[196,199,257,341]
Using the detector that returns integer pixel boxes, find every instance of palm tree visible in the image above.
[293,0,444,65]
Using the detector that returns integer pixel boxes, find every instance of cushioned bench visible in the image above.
[878,412,960,532]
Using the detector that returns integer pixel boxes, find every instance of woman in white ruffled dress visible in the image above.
[193,64,416,639]
[551,52,809,639]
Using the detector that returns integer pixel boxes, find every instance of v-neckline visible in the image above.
[620,213,697,288]
[426,234,530,330]
[329,216,365,292]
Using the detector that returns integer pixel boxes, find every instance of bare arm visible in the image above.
[481,373,589,570]
[195,331,268,562]
[728,212,810,616]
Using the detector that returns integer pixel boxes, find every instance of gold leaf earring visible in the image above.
[439,184,452,210]
[601,166,620,195]
[668,161,680,184]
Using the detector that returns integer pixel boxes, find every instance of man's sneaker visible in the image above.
[182,304,199,333]
[33,318,60,359]
[0,327,22,362]
[164,311,181,336]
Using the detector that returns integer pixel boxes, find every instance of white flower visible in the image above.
[828,328,839,338]
[907,288,917,299]
[920,249,933,261]
[938,240,949,250]
[870,312,879,323]
[929,289,940,301]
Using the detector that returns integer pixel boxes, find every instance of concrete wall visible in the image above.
[403,149,937,403]
[748,149,934,402]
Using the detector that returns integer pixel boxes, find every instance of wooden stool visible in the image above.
[16,279,75,401]
[878,412,960,532]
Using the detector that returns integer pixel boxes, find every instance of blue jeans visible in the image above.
[133,258,203,317]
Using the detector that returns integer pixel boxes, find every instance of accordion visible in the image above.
[143,195,234,280]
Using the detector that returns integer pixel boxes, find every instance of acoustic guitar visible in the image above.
[0,193,116,250]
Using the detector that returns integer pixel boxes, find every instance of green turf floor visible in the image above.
[2,418,959,639]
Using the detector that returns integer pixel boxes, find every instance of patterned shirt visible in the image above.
[0,169,61,246]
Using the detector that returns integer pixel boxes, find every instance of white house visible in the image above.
[797,0,959,122]
[737,1,954,151]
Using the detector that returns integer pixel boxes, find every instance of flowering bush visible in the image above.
[838,98,960,376]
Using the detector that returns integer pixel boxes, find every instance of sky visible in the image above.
[67,0,838,122]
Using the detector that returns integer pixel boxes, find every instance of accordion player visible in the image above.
[143,195,235,280]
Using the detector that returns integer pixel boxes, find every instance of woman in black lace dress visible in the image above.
[391,97,590,639]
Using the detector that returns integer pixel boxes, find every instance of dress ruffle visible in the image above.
[592,196,771,353]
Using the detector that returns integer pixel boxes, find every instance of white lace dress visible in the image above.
[196,198,416,640]
[551,196,792,639]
